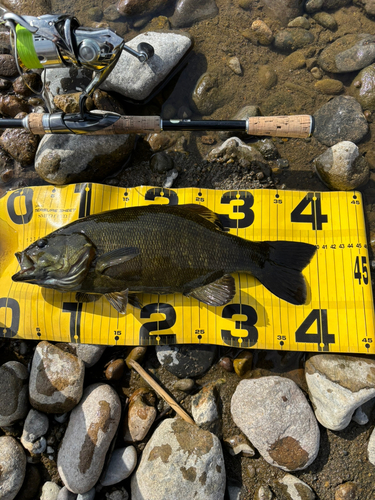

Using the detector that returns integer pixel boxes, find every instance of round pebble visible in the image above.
[40,482,61,500]
[105,359,125,380]
[100,446,137,486]
[335,482,358,500]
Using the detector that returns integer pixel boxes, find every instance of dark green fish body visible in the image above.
[12,204,316,312]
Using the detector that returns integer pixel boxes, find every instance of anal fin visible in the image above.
[105,290,129,314]
[185,274,236,306]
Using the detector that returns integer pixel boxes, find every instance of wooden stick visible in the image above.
[128,359,195,425]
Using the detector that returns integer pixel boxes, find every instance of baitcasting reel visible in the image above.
[1,9,154,113]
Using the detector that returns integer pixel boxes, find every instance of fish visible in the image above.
[11,204,316,313]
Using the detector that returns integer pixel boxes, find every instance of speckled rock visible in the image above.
[0,436,26,500]
[53,93,81,113]
[29,341,85,414]
[318,34,375,73]
[273,474,315,499]
[259,0,304,26]
[231,377,320,471]
[0,54,18,77]
[257,485,273,500]
[170,0,219,28]
[313,141,369,190]
[101,32,192,101]
[0,360,29,426]
[273,29,314,53]
[100,446,137,486]
[305,354,375,431]
[21,408,49,452]
[43,67,92,112]
[34,133,136,185]
[334,482,358,500]
[207,137,266,165]
[257,65,277,89]
[156,344,217,378]
[57,383,121,494]
[123,388,156,443]
[191,380,225,435]
[313,96,368,147]
[227,57,242,75]
[1,124,40,166]
[40,482,61,500]
[131,418,226,500]
[350,65,375,112]
[12,73,42,96]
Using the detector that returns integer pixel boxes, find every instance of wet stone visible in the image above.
[313,96,368,147]
[29,341,85,414]
[58,344,106,368]
[57,383,121,494]
[131,418,226,500]
[313,141,369,191]
[305,353,375,430]
[283,50,306,70]
[12,73,42,96]
[305,0,324,12]
[0,95,30,117]
[92,89,125,114]
[192,72,222,116]
[0,436,27,500]
[125,346,147,369]
[257,65,277,90]
[315,78,343,95]
[53,93,81,113]
[57,487,77,500]
[251,20,273,45]
[257,485,273,500]
[259,0,304,26]
[150,151,174,173]
[0,53,18,77]
[318,34,375,73]
[273,473,315,499]
[312,11,337,30]
[100,446,137,486]
[156,344,217,378]
[0,360,29,426]
[233,351,253,377]
[218,357,233,372]
[227,57,242,75]
[350,65,375,112]
[123,388,157,443]
[117,0,171,16]
[231,377,320,471]
[170,0,219,28]
[173,378,195,392]
[273,29,314,53]
[105,359,125,380]
[1,127,40,166]
[288,16,310,29]
[191,380,224,435]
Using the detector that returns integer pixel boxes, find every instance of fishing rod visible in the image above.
[0,7,314,138]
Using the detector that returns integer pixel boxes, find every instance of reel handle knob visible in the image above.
[137,42,154,62]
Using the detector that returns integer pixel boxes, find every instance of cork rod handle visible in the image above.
[247,115,313,138]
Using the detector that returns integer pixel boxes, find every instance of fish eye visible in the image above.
[36,238,47,248]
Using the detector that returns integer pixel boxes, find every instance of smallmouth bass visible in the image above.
[12,204,316,313]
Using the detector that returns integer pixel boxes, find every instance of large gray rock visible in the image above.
[318,34,375,73]
[0,361,29,426]
[231,377,320,471]
[305,354,375,431]
[57,383,121,494]
[100,446,137,486]
[0,436,26,500]
[131,418,226,500]
[350,64,375,112]
[29,341,85,414]
[35,133,136,185]
[101,32,192,101]
[57,343,106,368]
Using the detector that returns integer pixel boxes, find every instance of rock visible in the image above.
[273,474,315,499]
[156,344,217,378]
[257,65,277,89]
[231,377,320,471]
[0,95,30,117]
[233,351,252,376]
[334,482,358,500]
[283,50,306,70]
[43,67,93,112]
[288,17,310,29]
[313,96,368,147]
[86,7,102,21]
[191,380,225,435]
[21,409,49,452]
[12,73,42,96]
[251,20,274,45]
[368,425,375,464]
[0,360,29,427]
[0,54,18,77]
[34,133,136,185]
[355,0,375,16]
[125,347,147,369]
[101,32,192,101]
[105,489,129,500]
[223,434,255,457]
[226,479,242,500]
[174,378,195,392]
[318,34,375,73]
[227,57,242,75]
[170,0,218,28]
[100,446,137,486]
[1,0,51,16]
[350,65,375,112]
[323,0,351,8]
[163,168,178,188]
[105,359,125,380]
[259,0,304,25]
[92,89,125,114]
[219,356,234,372]
[305,0,324,12]
[117,0,171,16]
[57,383,121,494]
[29,341,85,414]
[1,126,40,166]
[313,141,369,190]
[257,485,273,499]
[352,398,375,425]
[53,93,81,113]
[273,29,314,53]
[192,72,222,115]
[16,465,41,500]
[207,137,266,165]
[57,487,77,500]
[0,436,26,500]
[123,388,157,443]
[131,418,226,500]
[104,5,122,21]
[311,67,323,79]
[314,78,343,94]
[77,489,95,500]
[312,12,337,30]
[40,482,61,500]
[305,354,375,431]
[59,344,106,368]
[238,0,251,9]
[150,151,174,173]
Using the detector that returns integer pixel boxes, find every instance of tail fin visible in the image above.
[252,241,316,305]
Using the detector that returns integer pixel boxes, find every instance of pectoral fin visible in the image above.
[185,274,236,306]
[75,292,101,303]
[96,247,140,274]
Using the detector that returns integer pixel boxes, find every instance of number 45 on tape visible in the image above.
[0,184,373,354]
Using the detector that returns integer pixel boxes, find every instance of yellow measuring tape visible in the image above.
[0,183,373,353]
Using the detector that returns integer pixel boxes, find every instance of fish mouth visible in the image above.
[12,252,36,281]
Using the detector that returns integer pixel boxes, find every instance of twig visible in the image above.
[128,359,195,425]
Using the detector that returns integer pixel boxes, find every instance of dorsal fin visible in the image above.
[180,204,226,230]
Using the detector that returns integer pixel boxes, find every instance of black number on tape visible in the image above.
[0,298,20,338]
[354,256,369,285]
[7,188,34,224]
[145,188,178,205]
[219,191,255,229]
[221,304,258,348]
[139,303,177,345]
[75,183,92,218]
[295,309,334,351]
[62,302,83,343]
[291,192,328,230]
